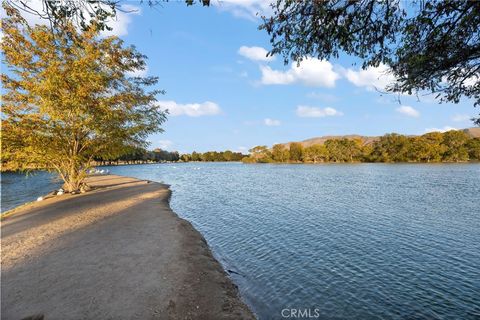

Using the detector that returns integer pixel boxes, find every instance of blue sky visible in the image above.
[4,1,477,153]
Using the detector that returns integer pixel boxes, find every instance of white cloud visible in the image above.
[452,114,471,122]
[442,72,478,88]
[238,46,274,62]
[100,4,140,37]
[127,65,148,78]
[158,100,221,117]
[264,118,281,126]
[464,74,478,87]
[396,105,420,117]
[424,126,458,133]
[296,106,343,118]
[212,0,273,21]
[260,58,340,87]
[157,140,173,150]
[345,63,395,91]
[260,65,295,85]
[0,0,139,37]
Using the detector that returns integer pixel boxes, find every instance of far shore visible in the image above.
[0,161,245,173]
[1,174,254,319]
[3,159,479,175]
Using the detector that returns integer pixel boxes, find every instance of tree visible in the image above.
[421,132,446,162]
[261,1,480,124]
[192,152,202,161]
[5,0,210,32]
[182,150,246,162]
[361,144,374,162]
[272,144,290,162]
[341,138,363,162]
[1,5,166,191]
[239,131,478,164]
[466,138,480,160]
[223,150,233,161]
[323,139,361,162]
[303,144,329,163]
[324,140,342,162]
[403,133,447,162]
[408,137,435,162]
[248,145,273,163]
[441,130,469,162]
[119,147,148,164]
[370,134,410,162]
[289,143,304,162]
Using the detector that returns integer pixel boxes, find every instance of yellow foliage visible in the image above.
[1,4,166,191]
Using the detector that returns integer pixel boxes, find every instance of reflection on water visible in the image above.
[3,163,480,319]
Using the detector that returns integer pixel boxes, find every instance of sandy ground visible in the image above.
[1,175,255,320]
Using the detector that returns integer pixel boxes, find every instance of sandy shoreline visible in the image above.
[1,175,255,319]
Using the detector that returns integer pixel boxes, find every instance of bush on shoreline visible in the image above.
[180,150,246,162]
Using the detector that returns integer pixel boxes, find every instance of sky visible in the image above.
[2,1,477,153]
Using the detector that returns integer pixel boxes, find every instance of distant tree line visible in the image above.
[94,149,247,165]
[3,147,245,171]
[181,151,246,162]
[94,147,180,165]
[243,131,480,164]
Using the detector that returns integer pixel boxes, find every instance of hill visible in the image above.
[463,127,480,138]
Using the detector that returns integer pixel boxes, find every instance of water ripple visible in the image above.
[4,163,480,319]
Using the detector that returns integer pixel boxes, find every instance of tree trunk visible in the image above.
[62,176,83,193]
[60,164,87,193]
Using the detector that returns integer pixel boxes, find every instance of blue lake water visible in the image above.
[1,171,63,212]
[2,163,480,319]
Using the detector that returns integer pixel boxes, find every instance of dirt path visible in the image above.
[1,175,254,320]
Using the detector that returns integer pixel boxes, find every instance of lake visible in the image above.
[2,163,480,319]
[1,171,63,212]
